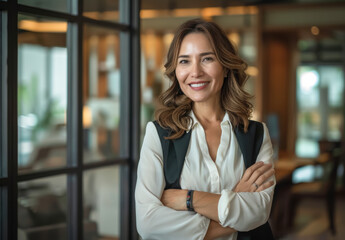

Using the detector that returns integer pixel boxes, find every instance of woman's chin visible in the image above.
[186,95,207,103]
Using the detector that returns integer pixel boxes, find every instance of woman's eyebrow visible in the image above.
[177,52,215,58]
[200,52,215,57]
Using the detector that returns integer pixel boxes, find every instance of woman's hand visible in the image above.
[233,161,275,192]
[161,189,188,211]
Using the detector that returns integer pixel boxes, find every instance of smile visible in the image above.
[189,82,209,90]
[190,82,207,87]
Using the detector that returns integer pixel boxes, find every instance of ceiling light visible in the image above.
[311,26,320,36]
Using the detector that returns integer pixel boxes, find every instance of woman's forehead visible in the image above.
[178,33,214,55]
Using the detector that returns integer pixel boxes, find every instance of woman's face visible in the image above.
[175,32,225,104]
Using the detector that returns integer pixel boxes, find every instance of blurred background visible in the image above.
[0,0,344,240]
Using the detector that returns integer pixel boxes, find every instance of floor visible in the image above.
[279,194,345,240]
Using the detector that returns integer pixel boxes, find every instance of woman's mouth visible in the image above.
[189,82,209,90]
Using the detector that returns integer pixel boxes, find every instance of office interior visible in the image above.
[0,0,344,239]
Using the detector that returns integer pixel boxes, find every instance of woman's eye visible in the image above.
[203,57,214,62]
[179,59,188,64]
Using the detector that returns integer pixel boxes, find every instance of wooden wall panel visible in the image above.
[262,32,296,155]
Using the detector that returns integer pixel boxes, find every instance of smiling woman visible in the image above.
[135,18,276,240]
[155,19,251,140]
[176,33,225,105]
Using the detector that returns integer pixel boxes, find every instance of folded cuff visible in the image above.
[218,189,236,227]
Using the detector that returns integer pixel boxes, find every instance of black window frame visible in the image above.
[0,0,140,239]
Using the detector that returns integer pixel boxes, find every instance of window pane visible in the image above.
[84,0,120,23]
[18,0,68,13]
[83,25,121,163]
[18,15,68,173]
[83,166,121,239]
[296,65,344,157]
[18,175,67,240]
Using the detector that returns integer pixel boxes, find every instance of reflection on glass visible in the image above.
[296,66,344,157]
[18,15,68,173]
[18,175,67,240]
[83,25,121,162]
[18,0,68,13]
[83,166,121,239]
[84,0,120,23]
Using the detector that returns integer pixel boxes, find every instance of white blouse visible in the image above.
[135,111,275,240]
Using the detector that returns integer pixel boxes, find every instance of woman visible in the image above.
[135,18,275,240]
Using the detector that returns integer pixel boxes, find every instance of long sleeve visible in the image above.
[217,123,276,231]
[135,122,210,240]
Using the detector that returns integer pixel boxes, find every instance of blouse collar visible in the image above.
[187,110,231,133]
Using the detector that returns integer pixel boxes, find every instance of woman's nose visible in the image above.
[191,62,203,78]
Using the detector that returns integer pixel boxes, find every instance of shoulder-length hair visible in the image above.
[155,18,253,139]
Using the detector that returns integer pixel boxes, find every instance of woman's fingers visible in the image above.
[242,161,264,181]
[255,180,275,192]
[234,162,275,193]
[248,163,272,184]
[254,168,275,186]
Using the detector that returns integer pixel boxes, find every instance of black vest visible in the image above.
[153,120,275,240]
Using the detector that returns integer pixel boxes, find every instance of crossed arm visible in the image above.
[161,162,275,239]
[135,122,275,240]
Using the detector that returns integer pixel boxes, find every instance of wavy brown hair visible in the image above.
[155,18,253,139]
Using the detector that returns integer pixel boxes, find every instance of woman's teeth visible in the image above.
[190,82,207,88]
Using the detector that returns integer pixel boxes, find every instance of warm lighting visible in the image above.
[173,8,200,17]
[300,70,319,92]
[225,6,258,15]
[251,110,259,121]
[140,9,171,18]
[311,26,320,36]
[142,33,158,68]
[141,9,163,18]
[140,6,257,19]
[85,11,119,21]
[163,33,174,49]
[19,20,67,33]
[228,32,240,47]
[83,106,92,128]
[201,7,224,19]
[246,66,259,77]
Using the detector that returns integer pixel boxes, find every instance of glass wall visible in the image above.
[84,0,120,23]
[18,0,68,13]
[83,24,121,163]
[18,176,68,240]
[1,0,139,239]
[83,166,121,239]
[18,15,68,174]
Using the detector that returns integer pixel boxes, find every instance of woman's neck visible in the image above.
[192,101,225,127]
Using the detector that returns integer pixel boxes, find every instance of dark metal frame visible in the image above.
[0,6,7,240]
[0,0,140,239]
